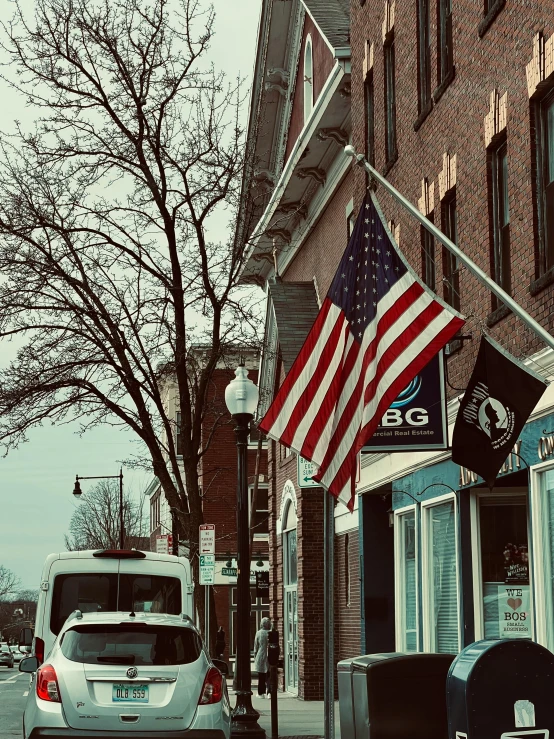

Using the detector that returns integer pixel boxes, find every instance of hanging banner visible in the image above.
[255,571,269,599]
[363,351,448,452]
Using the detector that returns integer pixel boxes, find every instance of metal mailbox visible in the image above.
[447,639,554,739]
[338,652,455,739]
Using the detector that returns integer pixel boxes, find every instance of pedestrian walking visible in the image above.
[253,617,271,698]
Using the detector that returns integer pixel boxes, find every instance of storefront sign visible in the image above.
[363,351,448,452]
[538,432,554,461]
[498,584,531,638]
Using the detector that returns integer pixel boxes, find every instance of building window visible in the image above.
[230,587,269,657]
[421,215,436,290]
[489,139,510,309]
[345,534,351,607]
[384,32,397,165]
[176,412,182,457]
[396,509,418,651]
[533,466,554,649]
[365,72,375,166]
[437,0,453,86]
[150,491,161,532]
[417,0,432,114]
[441,194,460,311]
[303,35,314,123]
[423,498,459,653]
[534,90,554,277]
[250,485,269,537]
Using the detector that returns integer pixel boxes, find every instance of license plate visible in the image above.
[112,684,149,702]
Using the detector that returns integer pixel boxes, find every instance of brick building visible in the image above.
[237,0,360,699]
[147,350,269,667]
[238,0,554,699]
[350,0,554,658]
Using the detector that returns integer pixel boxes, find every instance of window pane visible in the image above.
[61,625,201,665]
[428,501,458,653]
[400,512,417,650]
[51,574,118,635]
[385,39,396,160]
[365,78,374,166]
[479,496,529,640]
[286,530,297,585]
[118,575,181,615]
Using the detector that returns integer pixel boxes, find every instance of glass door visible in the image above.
[284,588,298,691]
[477,493,532,639]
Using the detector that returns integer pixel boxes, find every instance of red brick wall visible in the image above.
[284,171,354,291]
[350,0,554,392]
[335,530,362,663]
[285,15,336,163]
[200,366,268,558]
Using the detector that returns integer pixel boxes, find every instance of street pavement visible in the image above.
[0,669,27,739]
[0,669,342,739]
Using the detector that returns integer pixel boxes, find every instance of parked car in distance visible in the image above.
[0,644,14,668]
[9,646,26,662]
[20,610,230,738]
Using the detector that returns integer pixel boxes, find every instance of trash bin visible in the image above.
[337,657,357,738]
[447,639,554,739]
[338,652,455,739]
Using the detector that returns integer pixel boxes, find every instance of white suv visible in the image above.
[20,611,230,738]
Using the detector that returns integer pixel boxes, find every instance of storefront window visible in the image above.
[479,494,530,640]
[397,510,418,651]
[425,499,459,653]
[536,468,554,648]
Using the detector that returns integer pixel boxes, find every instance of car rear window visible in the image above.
[50,574,182,635]
[1,646,10,653]
[61,625,202,666]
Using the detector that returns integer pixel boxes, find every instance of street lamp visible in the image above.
[224,365,265,738]
[73,469,125,549]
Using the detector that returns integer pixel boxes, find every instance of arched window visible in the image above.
[303,35,313,123]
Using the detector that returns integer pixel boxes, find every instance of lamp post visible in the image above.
[73,469,125,549]
[224,365,265,738]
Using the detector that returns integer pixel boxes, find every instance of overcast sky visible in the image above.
[0,0,262,590]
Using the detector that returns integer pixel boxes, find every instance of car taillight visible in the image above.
[36,664,61,703]
[34,637,45,665]
[198,666,223,704]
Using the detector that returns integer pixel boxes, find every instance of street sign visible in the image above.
[199,554,215,585]
[156,534,172,554]
[199,524,215,554]
[297,455,319,488]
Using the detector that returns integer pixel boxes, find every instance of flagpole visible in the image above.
[323,490,335,739]
[344,145,554,353]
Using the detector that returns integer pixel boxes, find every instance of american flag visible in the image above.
[259,191,464,510]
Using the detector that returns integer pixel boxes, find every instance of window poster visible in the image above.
[498,584,531,637]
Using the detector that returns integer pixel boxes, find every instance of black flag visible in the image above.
[452,336,547,486]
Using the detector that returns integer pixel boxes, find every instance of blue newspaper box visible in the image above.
[447,639,554,739]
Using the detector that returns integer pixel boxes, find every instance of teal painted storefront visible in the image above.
[359,408,554,655]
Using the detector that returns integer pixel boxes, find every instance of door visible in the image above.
[284,589,298,692]
[476,492,532,640]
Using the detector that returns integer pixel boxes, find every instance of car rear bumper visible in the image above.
[28,730,228,738]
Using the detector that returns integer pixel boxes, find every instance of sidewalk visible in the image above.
[229,682,341,738]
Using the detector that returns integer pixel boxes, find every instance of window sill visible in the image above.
[413,99,433,132]
[486,302,511,327]
[433,66,456,105]
[383,152,398,177]
[478,0,506,38]
[530,266,554,296]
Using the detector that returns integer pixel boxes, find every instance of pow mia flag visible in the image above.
[452,336,547,487]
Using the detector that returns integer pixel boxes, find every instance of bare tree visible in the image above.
[0,566,20,601]
[64,479,147,550]
[0,0,263,627]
